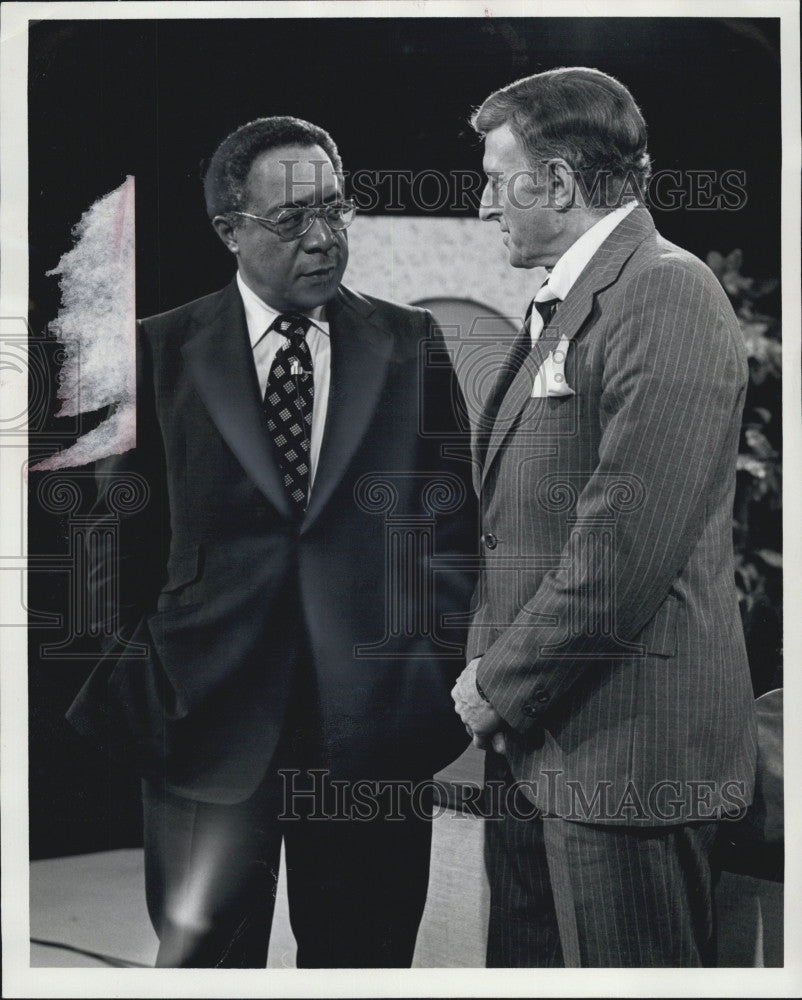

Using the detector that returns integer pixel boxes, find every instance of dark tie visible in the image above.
[263,313,314,512]
[483,295,559,429]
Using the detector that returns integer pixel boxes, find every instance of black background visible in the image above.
[27,16,781,859]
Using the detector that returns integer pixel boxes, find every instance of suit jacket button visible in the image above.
[522,703,538,717]
[534,689,550,703]
[483,532,498,550]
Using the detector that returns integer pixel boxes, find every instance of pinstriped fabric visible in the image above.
[469,206,758,825]
[484,754,719,967]
[542,818,718,966]
[484,752,564,967]
[485,809,564,967]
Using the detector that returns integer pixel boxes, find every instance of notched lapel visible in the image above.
[480,207,655,486]
[301,287,391,531]
[181,281,295,520]
[481,339,551,485]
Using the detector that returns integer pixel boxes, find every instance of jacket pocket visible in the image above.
[521,393,580,437]
[158,544,203,608]
[145,601,229,716]
[106,613,189,722]
[634,593,679,658]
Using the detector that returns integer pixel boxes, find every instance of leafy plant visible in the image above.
[707,250,782,694]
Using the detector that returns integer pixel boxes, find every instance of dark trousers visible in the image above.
[484,752,719,967]
[142,665,433,968]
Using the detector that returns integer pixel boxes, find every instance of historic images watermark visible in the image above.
[273,159,748,214]
[277,768,751,824]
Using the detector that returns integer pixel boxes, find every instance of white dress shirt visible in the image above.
[237,271,331,487]
[527,201,637,397]
[530,200,638,343]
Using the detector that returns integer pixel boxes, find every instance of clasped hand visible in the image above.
[451,657,506,754]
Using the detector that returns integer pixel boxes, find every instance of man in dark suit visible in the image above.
[68,116,476,968]
[452,68,757,966]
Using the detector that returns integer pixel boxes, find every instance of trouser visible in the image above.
[141,662,433,968]
[484,751,719,967]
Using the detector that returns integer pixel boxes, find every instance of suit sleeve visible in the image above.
[87,320,169,654]
[476,260,748,733]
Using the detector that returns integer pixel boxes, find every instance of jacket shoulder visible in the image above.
[608,231,745,366]
[139,286,231,335]
[339,285,438,362]
[611,231,741,335]
[625,233,732,305]
[341,286,431,325]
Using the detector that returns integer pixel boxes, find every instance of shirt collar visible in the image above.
[237,271,330,350]
[542,201,638,302]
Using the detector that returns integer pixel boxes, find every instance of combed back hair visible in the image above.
[472,67,652,205]
[202,115,343,220]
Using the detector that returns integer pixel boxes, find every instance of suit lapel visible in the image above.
[480,338,551,487]
[301,285,392,532]
[480,206,656,487]
[181,279,296,519]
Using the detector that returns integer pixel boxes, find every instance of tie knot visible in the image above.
[533,292,559,326]
[525,286,560,326]
[273,312,311,343]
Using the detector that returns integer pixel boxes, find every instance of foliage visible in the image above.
[707,250,782,694]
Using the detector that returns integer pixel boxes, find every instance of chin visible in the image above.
[508,251,537,270]
[509,247,551,270]
[303,286,341,310]
[291,280,341,311]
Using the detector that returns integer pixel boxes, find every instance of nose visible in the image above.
[479,180,500,222]
[301,213,337,252]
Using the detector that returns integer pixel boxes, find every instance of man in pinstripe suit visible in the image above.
[452,67,757,967]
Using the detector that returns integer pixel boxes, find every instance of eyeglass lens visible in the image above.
[275,203,355,238]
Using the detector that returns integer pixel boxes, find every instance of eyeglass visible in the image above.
[231,200,356,241]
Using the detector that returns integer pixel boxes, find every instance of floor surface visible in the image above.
[29,749,782,970]
[29,804,489,969]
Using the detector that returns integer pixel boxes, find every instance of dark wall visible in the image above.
[27,16,781,859]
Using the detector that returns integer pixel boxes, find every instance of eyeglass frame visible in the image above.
[229,200,357,242]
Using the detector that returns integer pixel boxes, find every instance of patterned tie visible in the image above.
[483,290,560,429]
[263,313,314,512]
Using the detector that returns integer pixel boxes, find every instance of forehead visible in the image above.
[482,123,530,174]
[244,143,340,208]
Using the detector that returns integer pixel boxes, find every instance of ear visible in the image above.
[546,159,576,211]
[212,215,240,255]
